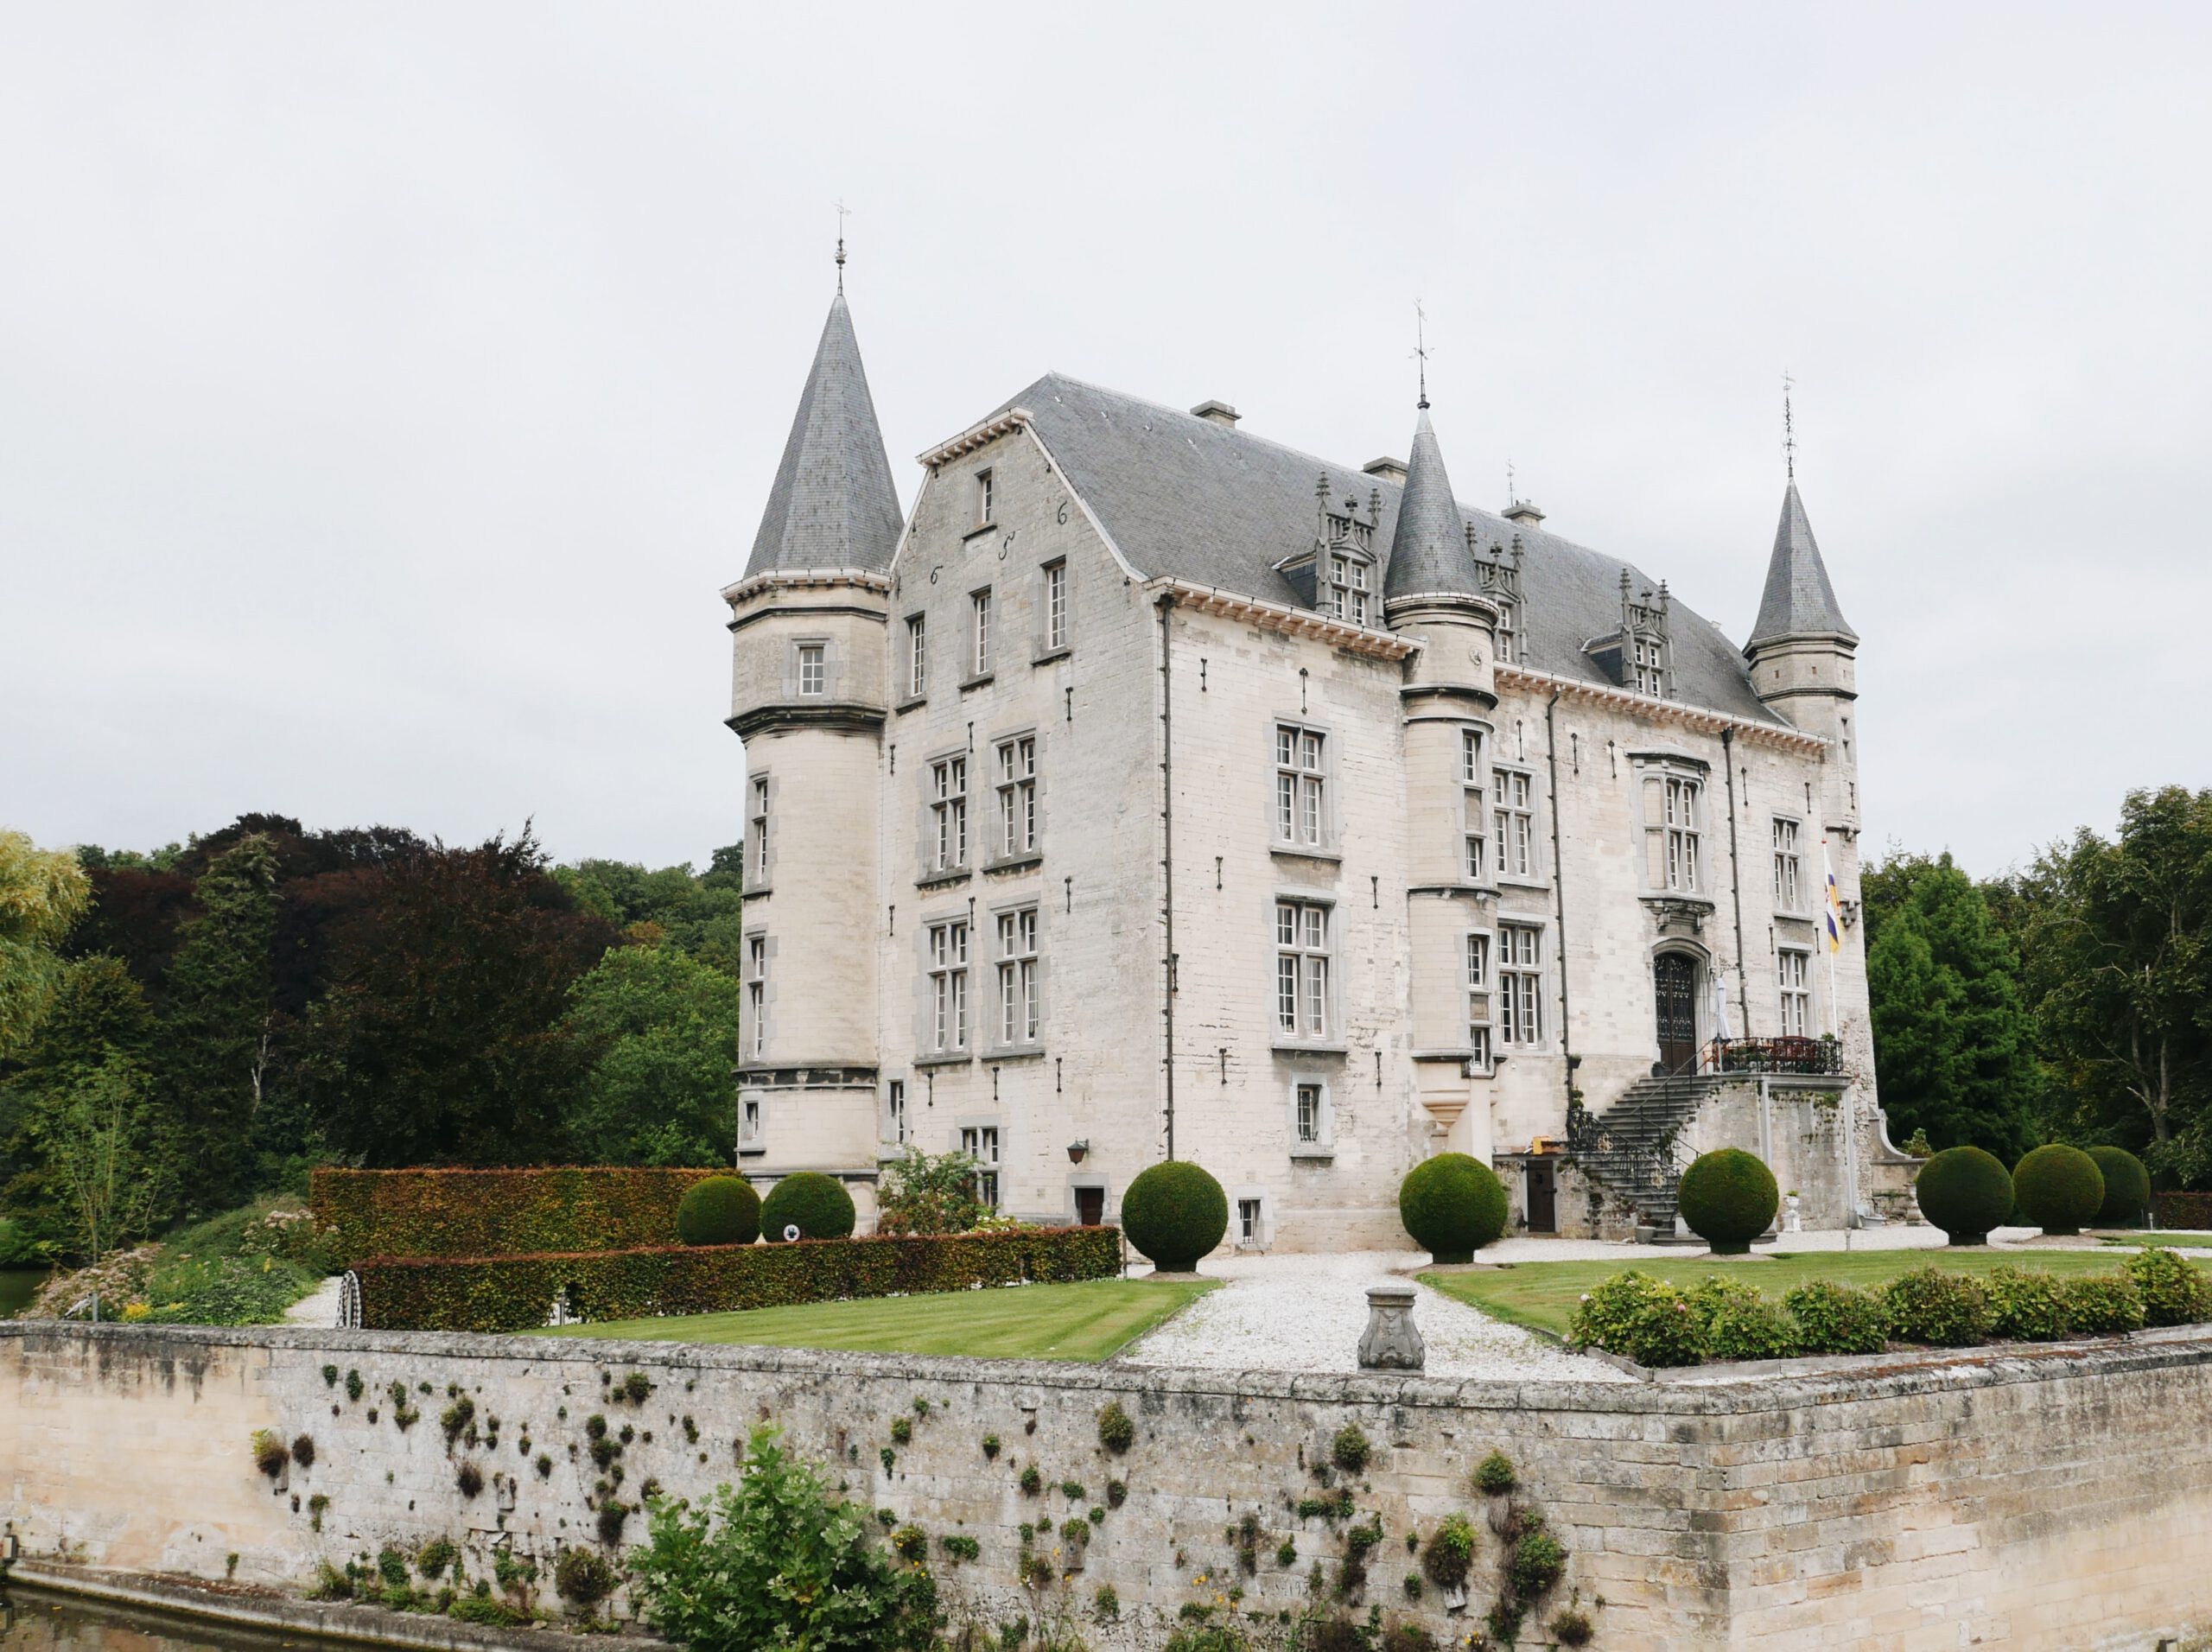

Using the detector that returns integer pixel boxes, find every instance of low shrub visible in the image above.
[2014,1145,2104,1236]
[1420,1514,1475,1589]
[1912,1147,2015,1245]
[2124,1246,2212,1327]
[1882,1268,1994,1346]
[554,1547,615,1606]
[2088,1147,2151,1227]
[449,1597,523,1628]
[1096,1400,1135,1455]
[1568,1271,1707,1367]
[1121,1160,1230,1273]
[1331,1424,1370,1475]
[1397,1153,1510,1263]
[1473,1450,1516,1496]
[629,1425,938,1651]
[1510,1527,1567,1598]
[1985,1267,2069,1341]
[251,1430,288,1478]
[676,1177,761,1248]
[760,1173,856,1243]
[2060,1273,2145,1335]
[1676,1149,1779,1255]
[353,1225,1122,1332]
[1782,1280,1889,1355]
[1702,1292,1799,1362]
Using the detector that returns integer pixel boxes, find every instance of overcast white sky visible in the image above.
[3,3,2206,879]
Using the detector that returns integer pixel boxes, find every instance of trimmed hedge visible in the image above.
[2087,1147,2150,1227]
[2153,1191,2212,1229]
[1121,1161,1229,1273]
[677,1178,760,1247]
[1912,1146,2014,1245]
[354,1225,1125,1333]
[1398,1153,1510,1263]
[760,1172,856,1243]
[1676,1149,1778,1255]
[313,1167,725,1262]
[2014,1144,2104,1236]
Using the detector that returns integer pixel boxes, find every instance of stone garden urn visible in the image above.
[1357,1284,1425,1371]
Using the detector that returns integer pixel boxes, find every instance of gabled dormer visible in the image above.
[1470,529,1525,664]
[1586,571,1674,698]
[1276,473,1382,624]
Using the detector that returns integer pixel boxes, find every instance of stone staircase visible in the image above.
[1567,1072,1724,1239]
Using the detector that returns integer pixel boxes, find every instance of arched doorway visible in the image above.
[1654,952,1700,1074]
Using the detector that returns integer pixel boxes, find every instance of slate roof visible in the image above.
[1384,406,1484,602]
[744,294,903,579]
[1747,481,1857,648]
[996,372,1789,725]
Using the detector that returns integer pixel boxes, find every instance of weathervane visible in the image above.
[1506,457,1516,502]
[1412,299,1433,409]
[835,198,850,293]
[1783,371,1796,480]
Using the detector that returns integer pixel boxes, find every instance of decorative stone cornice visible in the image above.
[917,409,1033,471]
[1146,579,1421,661]
[721,567,892,609]
[1494,663,1827,754]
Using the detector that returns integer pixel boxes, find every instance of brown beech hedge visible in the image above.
[313,1166,730,1262]
[2153,1191,2212,1229]
[353,1224,1125,1332]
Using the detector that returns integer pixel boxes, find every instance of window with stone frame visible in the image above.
[796,642,825,697]
[959,1124,1001,1208]
[1779,948,1812,1038]
[1294,1081,1324,1144]
[1632,633,1667,696]
[1274,724,1328,849]
[740,1093,763,1148]
[886,1079,907,1145]
[975,467,994,525]
[1498,923,1544,1046]
[1238,1197,1263,1243]
[995,905,1039,1046]
[927,919,969,1052]
[1771,816,1804,912]
[1274,899,1332,1040]
[929,755,968,873]
[1461,728,1487,881]
[906,613,927,698]
[1465,930,1493,1064]
[749,775,771,886]
[969,588,993,677]
[1492,767,1538,880]
[745,933,767,1059]
[995,735,1037,859]
[1042,560,1068,652]
[1494,598,1518,664]
[1325,552,1372,626]
[1656,774,1702,893]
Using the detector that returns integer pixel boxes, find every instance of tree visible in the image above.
[155,835,280,1210]
[47,1054,167,1265]
[1865,851,2040,1157]
[561,945,742,1166]
[874,1147,985,1236]
[2016,786,2212,1179]
[0,829,92,1059]
[295,829,617,1165]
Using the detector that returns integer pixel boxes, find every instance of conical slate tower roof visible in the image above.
[743,292,903,579]
[1746,482,1855,648]
[1382,406,1481,602]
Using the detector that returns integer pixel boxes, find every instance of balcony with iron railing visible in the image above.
[1707,1035,1845,1077]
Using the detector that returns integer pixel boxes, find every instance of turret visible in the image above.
[1745,482,1857,709]
[721,283,899,1185]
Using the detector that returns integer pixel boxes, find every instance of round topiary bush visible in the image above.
[2087,1147,2150,1228]
[1397,1153,1510,1264]
[1675,1148,1779,1256]
[675,1175,761,1247]
[760,1172,856,1243]
[2013,1144,2105,1236]
[1120,1160,1228,1273]
[1913,1145,2015,1245]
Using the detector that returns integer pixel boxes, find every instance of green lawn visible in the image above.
[2101,1231,2212,1249]
[538,1277,1217,1361]
[1423,1246,2212,1341]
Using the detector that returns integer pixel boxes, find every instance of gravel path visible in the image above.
[283,1275,344,1325]
[1116,1249,1633,1382]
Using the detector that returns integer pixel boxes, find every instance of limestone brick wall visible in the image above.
[10,1323,2212,1650]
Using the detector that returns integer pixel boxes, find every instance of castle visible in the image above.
[721,278,1917,1249]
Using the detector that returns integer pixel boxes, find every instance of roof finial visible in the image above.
[1412,299,1432,410]
[1782,369,1796,481]
[834,198,850,294]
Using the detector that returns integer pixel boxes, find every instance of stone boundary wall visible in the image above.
[7,1322,2212,1649]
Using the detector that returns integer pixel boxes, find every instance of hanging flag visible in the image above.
[1821,840,1845,955]
[1713,972,1732,1042]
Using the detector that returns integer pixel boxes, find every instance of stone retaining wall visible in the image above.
[7,1322,2212,1649]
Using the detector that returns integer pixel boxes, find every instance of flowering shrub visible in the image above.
[1568,1271,1706,1367]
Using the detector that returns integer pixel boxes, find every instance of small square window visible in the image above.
[1238,1198,1262,1243]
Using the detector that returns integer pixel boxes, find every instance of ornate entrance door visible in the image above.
[1655,953,1700,1073]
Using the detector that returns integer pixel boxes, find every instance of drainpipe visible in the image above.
[1543,690,1574,1121]
[1721,728,1751,1040]
[1156,592,1178,1161]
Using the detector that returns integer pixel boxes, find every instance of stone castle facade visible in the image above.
[723,283,1916,1250]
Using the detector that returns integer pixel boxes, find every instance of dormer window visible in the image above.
[975,468,995,525]
[1326,555,1372,626]
[1631,635,1664,696]
[1494,598,1518,664]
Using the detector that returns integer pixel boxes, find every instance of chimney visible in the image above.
[1503,499,1546,529]
[1362,456,1408,485]
[1189,400,1240,429]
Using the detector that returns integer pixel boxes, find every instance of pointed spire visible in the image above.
[1383,406,1482,602]
[1747,482,1856,649]
[743,290,903,580]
